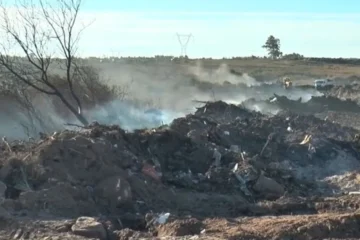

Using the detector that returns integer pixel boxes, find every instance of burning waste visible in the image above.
[1,100,360,239]
[86,99,184,131]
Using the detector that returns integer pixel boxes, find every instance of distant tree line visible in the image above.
[85,34,360,66]
[260,35,360,65]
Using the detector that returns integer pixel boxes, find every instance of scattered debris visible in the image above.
[71,217,107,240]
[156,213,170,224]
[0,100,360,239]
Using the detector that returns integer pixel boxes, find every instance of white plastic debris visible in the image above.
[224,131,230,135]
[156,213,170,224]
[349,192,360,195]
[287,126,292,132]
[270,97,277,102]
[232,163,239,172]
[189,236,200,240]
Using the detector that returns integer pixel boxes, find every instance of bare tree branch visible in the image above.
[0,0,90,125]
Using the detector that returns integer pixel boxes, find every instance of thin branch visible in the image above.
[0,0,89,125]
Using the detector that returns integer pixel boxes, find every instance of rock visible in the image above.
[94,175,132,208]
[71,216,107,239]
[253,174,285,197]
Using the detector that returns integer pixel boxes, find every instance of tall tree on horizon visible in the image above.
[262,35,282,59]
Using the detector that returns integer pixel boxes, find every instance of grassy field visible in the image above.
[198,59,360,81]
[88,58,360,86]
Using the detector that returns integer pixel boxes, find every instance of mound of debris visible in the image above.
[1,101,360,239]
[243,94,360,114]
[325,84,360,103]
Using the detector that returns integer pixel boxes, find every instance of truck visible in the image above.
[314,79,334,90]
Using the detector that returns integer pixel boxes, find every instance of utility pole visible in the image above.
[176,33,194,57]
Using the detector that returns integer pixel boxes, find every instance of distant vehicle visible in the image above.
[314,79,334,89]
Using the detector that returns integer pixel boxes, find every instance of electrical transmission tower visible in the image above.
[176,33,193,57]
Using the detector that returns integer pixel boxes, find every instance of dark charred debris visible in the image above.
[242,94,360,114]
[0,100,360,238]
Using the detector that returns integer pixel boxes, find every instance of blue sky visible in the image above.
[23,0,360,58]
[83,0,359,13]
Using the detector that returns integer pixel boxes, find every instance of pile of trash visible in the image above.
[1,101,360,238]
[243,94,360,114]
[324,83,360,103]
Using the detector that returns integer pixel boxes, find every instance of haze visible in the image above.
[0,0,358,139]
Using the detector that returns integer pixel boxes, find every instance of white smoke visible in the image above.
[187,62,260,87]
[0,60,329,140]
[87,99,184,130]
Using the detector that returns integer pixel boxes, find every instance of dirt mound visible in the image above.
[1,102,360,239]
[324,84,360,103]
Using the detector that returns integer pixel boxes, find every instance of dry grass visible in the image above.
[191,59,360,82]
[88,58,360,86]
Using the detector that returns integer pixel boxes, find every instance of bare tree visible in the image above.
[0,0,90,125]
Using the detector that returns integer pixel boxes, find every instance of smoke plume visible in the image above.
[0,61,324,140]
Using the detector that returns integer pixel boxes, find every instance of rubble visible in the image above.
[252,174,285,198]
[71,217,107,239]
[242,94,360,114]
[1,100,360,238]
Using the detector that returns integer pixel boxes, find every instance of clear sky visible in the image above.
[10,0,360,58]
